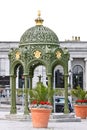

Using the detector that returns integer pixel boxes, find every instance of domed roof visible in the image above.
[19,11,59,46]
[20,25,59,45]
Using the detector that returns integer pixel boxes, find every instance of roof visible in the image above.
[20,25,59,46]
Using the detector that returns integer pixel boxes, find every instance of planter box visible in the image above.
[74,105,87,119]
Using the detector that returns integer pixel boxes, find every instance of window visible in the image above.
[72,65,83,89]
[55,66,64,88]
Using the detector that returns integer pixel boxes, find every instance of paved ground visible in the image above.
[0,118,87,130]
[0,104,87,130]
[0,111,87,130]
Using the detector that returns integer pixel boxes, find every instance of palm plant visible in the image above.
[71,86,87,100]
[29,81,57,107]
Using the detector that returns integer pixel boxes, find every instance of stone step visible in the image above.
[51,113,75,119]
[49,117,81,122]
[5,113,81,122]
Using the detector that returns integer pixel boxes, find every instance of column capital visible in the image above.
[64,74,69,77]
[47,73,52,76]
[10,74,16,77]
[23,73,28,76]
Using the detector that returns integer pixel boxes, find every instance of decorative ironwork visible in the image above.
[56,51,61,59]
[15,51,20,59]
[34,50,41,58]
[20,26,59,44]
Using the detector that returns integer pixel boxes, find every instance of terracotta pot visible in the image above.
[74,105,87,119]
[86,106,87,117]
[30,108,52,128]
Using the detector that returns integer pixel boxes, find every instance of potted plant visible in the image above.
[29,80,57,128]
[71,86,87,119]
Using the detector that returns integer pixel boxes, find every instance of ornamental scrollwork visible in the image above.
[20,26,59,44]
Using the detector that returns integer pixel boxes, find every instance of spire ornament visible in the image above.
[35,10,44,25]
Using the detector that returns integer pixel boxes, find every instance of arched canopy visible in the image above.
[8,11,70,114]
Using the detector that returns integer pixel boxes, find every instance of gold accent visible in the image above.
[34,50,41,58]
[38,10,41,17]
[56,51,61,59]
[35,10,44,25]
[16,52,20,59]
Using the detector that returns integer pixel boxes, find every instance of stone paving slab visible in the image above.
[0,110,87,130]
[0,104,87,129]
[0,119,87,130]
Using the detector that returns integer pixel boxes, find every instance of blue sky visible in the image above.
[0,0,87,41]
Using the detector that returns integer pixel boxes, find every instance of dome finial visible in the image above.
[38,10,41,17]
[35,10,44,25]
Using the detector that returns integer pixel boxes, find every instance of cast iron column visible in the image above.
[10,75,17,114]
[29,75,32,90]
[24,75,29,114]
[47,74,52,102]
[64,69,69,113]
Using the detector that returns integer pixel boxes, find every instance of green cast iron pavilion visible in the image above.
[8,11,70,114]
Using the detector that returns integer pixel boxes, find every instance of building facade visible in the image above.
[0,37,87,91]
